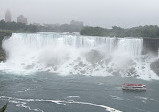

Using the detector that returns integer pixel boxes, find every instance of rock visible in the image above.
[0,56,4,62]
[150,59,159,76]
[0,31,12,62]
[0,103,8,112]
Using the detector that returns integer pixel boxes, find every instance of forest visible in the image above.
[80,25,159,38]
[0,20,38,33]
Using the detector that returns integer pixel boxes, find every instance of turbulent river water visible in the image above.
[0,32,159,112]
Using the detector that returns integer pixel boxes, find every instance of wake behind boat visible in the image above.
[122,83,146,91]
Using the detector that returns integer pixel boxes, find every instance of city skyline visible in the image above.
[1,9,84,26]
[1,0,159,28]
[2,9,28,24]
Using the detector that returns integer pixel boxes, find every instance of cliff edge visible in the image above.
[0,31,12,62]
[150,59,159,76]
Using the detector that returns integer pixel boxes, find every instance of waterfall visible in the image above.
[0,32,158,80]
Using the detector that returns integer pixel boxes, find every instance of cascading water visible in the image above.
[0,32,158,80]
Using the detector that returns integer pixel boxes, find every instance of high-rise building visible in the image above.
[5,9,12,22]
[17,15,28,24]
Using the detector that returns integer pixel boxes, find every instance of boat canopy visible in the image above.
[123,83,143,86]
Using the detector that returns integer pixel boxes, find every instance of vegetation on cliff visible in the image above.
[0,103,8,112]
[80,25,159,38]
[0,30,12,61]
[0,30,12,37]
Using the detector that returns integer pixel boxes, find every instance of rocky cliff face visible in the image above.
[151,59,159,76]
[0,31,12,62]
[142,38,159,56]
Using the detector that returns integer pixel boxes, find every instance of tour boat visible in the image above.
[122,83,146,91]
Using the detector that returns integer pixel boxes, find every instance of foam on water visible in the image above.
[67,96,80,98]
[0,96,122,112]
[0,32,159,80]
[110,95,124,101]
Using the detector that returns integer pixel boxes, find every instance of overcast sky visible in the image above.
[0,0,159,28]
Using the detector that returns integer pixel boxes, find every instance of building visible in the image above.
[70,20,84,26]
[5,9,12,22]
[17,15,28,24]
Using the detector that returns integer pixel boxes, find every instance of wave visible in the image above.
[0,96,122,112]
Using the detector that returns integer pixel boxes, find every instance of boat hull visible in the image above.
[122,83,146,91]
[122,87,146,91]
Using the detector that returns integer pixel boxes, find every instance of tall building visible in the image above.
[5,9,12,22]
[17,15,28,24]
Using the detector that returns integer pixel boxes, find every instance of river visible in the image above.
[0,32,159,112]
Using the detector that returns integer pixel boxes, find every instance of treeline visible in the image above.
[38,24,83,32]
[0,20,38,33]
[0,20,83,33]
[80,25,159,38]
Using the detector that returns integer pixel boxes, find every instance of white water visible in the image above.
[0,32,158,80]
[0,96,122,112]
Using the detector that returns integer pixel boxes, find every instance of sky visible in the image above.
[0,0,159,28]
